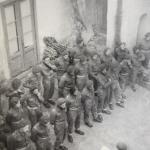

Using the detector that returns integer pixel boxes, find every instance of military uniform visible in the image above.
[50,98,67,150]
[7,125,35,150]
[25,89,43,127]
[66,88,84,143]
[6,97,27,132]
[59,66,75,98]
[81,80,102,127]
[23,66,44,96]
[55,56,69,82]
[115,47,130,63]
[75,56,89,92]
[41,61,58,106]
[32,114,52,150]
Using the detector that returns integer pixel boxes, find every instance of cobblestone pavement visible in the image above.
[64,86,150,150]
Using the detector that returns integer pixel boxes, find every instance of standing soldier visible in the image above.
[41,56,58,107]
[50,98,68,150]
[32,113,52,150]
[66,87,84,143]
[81,80,103,128]
[75,55,88,92]
[23,65,44,96]
[59,65,75,98]
[55,50,69,82]
[25,86,43,127]
[7,124,36,150]
[6,96,28,132]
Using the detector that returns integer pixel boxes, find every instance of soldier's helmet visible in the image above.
[57,98,66,106]
[11,78,21,90]
[116,142,127,150]
[32,65,41,74]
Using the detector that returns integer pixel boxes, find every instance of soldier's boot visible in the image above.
[68,134,73,143]
[93,114,103,123]
[116,101,125,108]
[75,129,85,135]
[85,121,93,128]
[109,103,114,110]
[102,108,111,115]
[59,145,68,150]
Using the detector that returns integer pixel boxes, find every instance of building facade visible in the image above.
[0,0,150,79]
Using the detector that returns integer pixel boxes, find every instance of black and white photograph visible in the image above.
[0,0,150,150]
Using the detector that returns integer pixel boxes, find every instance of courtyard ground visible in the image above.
[64,86,150,150]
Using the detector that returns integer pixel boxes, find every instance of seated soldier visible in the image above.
[23,65,44,96]
[130,47,146,91]
[114,42,131,63]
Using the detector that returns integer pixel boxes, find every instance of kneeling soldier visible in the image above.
[50,98,68,150]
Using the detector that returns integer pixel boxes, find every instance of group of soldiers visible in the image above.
[0,35,149,150]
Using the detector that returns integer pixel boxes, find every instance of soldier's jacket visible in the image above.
[131,52,145,68]
[31,122,51,142]
[59,73,75,90]
[115,48,131,62]
[96,73,112,90]
[7,130,35,150]
[55,57,68,77]
[88,59,101,76]
[50,107,66,125]
[66,91,82,111]
[81,87,94,103]
[6,107,26,131]
[75,62,89,76]
[23,74,43,95]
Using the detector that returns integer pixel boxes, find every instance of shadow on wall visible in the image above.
[137,13,150,44]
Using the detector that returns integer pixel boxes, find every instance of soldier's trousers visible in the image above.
[82,99,97,124]
[67,109,81,134]
[27,107,42,127]
[111,80,122,104]
[76,75,87,92]
[97,88,106,113]
[54,122,66,150]
[36,138,52,150]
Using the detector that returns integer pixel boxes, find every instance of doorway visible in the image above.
[1,0,39,77]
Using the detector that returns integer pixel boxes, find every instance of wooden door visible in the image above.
[1,0,39,77]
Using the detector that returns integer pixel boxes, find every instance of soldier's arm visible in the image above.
[31,127,38,142]
[7,134,15,150]
[50,109,56,125]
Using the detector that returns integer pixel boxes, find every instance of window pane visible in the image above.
[9,39,19,56]
[5,5,15,24]
[23,32,33,47]
[22,16,32,33]
[20,0,31,17]
[7,23,17,40]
